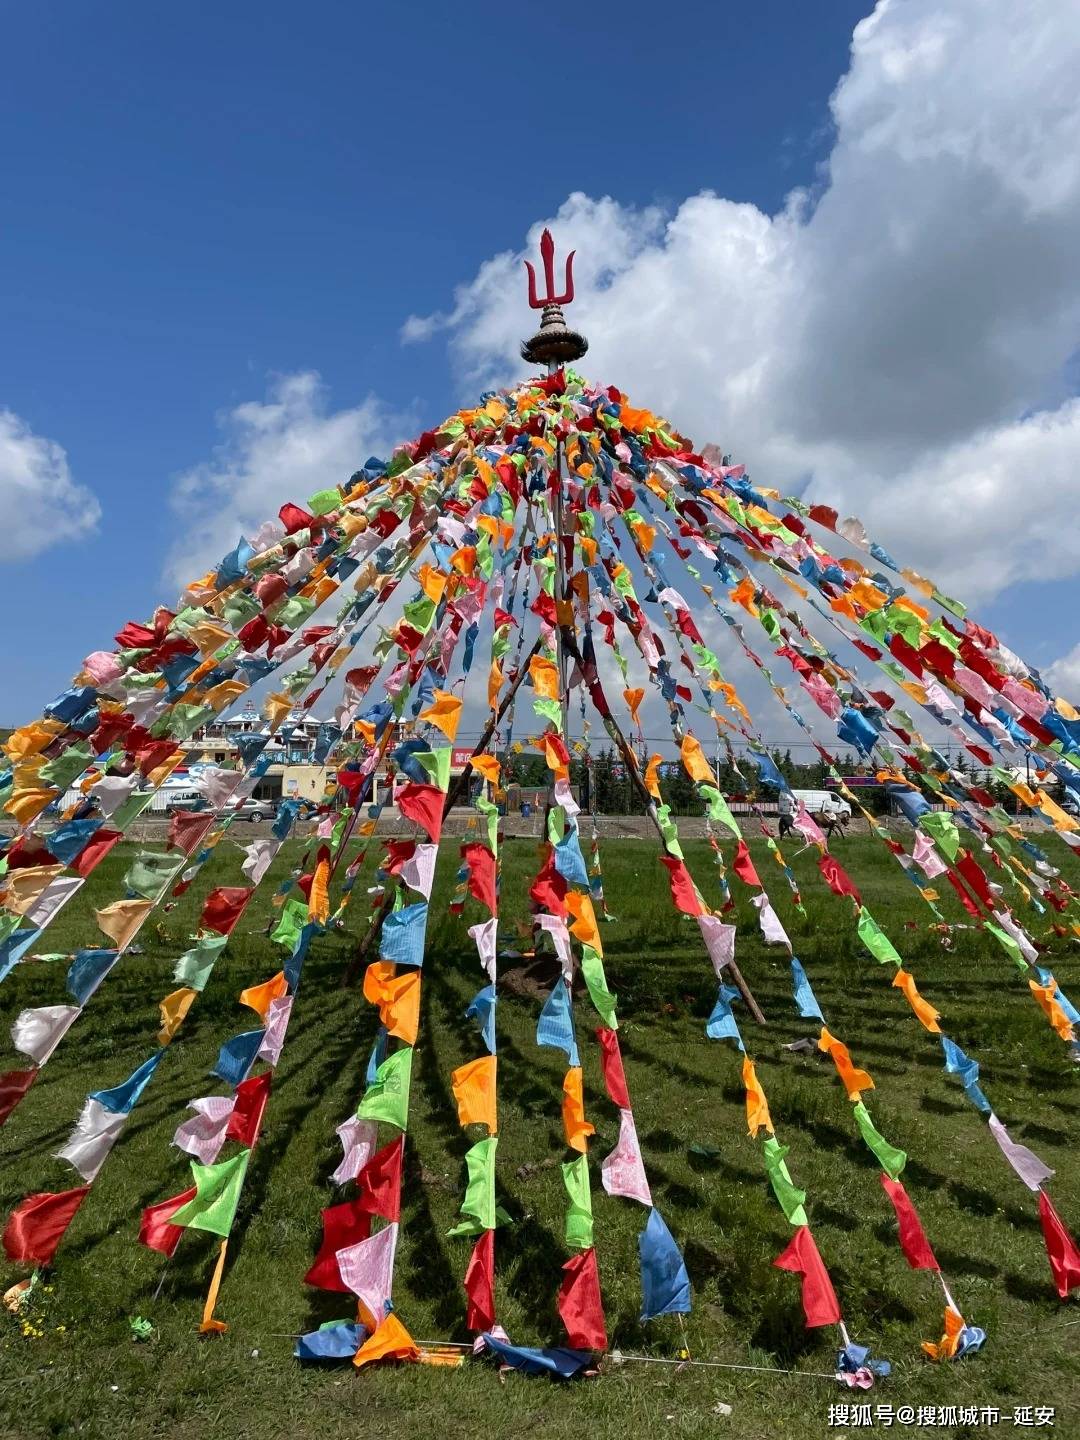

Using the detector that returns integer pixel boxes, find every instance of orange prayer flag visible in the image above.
[158,987,198,1044]
[264,693,292,729]
[1029,978,1075,1043]
[450,1055,497,1131]
[353,1312,420,1370]
[818,1026,875,1101]
[417,563,447,604]
[420,690,464,742]
[363,963,421,1044]
[450,546,477,577]
[240,971,289,1023]
[487,660,503,710]
[922,1305,966,1362]
[742,1055,774,1137]
[309,858,331,925]
[680,733,714,785]
[199,1238,230,1334]
[730,577,759,618]
[565,892,601,953]
[4,786,57,824]
[562,1066,595,1153]
[623,688,645,724]
[644,753,663,800]
[892,969,941,1033]
[470,754,501,784]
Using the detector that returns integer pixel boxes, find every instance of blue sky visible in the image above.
[3,0,1080,720]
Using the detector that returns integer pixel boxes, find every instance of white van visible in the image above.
[792,789,852,819]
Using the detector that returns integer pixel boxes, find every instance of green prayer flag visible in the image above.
[173,934,229,991]
[356,1046,413,1130]
[475,796,499,852]
[123,851,184,900]
[414,747,451,792]
[223,593,261,629]
[403,596,436,634]
[580,945,618,1030]
[985,921,1026,971]
[562,1154,594,1249]
[700,785,741,839]
[447,1135,501,1237]
[39,743,93,791]
[655,804,684,859]
[920,811,960,861]
[852,1101,907,1179]
[171,1149,251,1237]
[762,1136,808,1226]
[271,898,310,951]
[275,596,317,630]
[533,698,563,730]
[306,487,340,516]
[856,907,902,967]
[112,790,155,831]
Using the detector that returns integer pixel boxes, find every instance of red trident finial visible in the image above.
[525,228,576,310]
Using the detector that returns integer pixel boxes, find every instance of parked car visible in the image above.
[792,788,852,819]
[234,797,277,823]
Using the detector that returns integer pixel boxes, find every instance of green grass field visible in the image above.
[1,833,1078,1440]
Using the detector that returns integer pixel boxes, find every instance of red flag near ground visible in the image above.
[462,842,498,914]
[659,855,703,916]
[1038,1190,1080,1299]
[557,1247,608,1350]
[595,1027,631,1108]
[304,1200,373,1291]
[356,1135,404,1221]
[880,1174,939,1270]
[225,1071,272,1147]
[464,1228,496,1331]
[396,783,444,842]
[139,1186,198,1258]
[0,1068,37,1126]
[944,868,983,919]
[3,1186,91,1265]
[773,1226,842,1327]
[201,886,253,936]
[817,854,862,905]
[732,840,761,887]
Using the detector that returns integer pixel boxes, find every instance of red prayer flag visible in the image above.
[304,1199,374,1291]
[225,1071,272,1147]
[200,886,253,936]
[464,1228,496,1331]
[3,1186,91,1266]
[71,828,123,877]
[396,783,444,843]
[462,842,498,914]
[732,840,761,888]
[0,1068,38,1126]
[595,1027,631,1108]
[880,1174,939,1270]
[557,1247,608,1350]
[139,1185,198,1257]
[168,809,215,856]
[955,851,996,909]
[279,501,315,533]
[356,1135,404,1221]
[1038,1190,1080,1299]
[529,847,568,916]
[817,854,862,906]
[944,868,983,919]
[773,1226,842,1327]
[659,855,703,916]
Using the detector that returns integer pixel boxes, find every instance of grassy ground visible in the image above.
[1,832,1079,1439]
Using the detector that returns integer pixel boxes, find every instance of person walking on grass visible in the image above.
[778,787,796,840]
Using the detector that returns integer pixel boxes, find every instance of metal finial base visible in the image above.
[521,303,589,367]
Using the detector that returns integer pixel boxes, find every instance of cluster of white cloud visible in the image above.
[405,0,1080,609]
[165,372,411,589]
[0,409,100,561]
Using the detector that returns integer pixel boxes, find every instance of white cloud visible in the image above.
[404,0,1080,607]
[167,371,413,588]
[1045,643,1080,704]
[0,409,100,561]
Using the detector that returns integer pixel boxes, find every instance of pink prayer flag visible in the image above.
[697,914,736,976]
[601,1108,652,1206]
[173,1095,235,1166]
[337,1221,398,1329]
[332,1117,379,1186]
